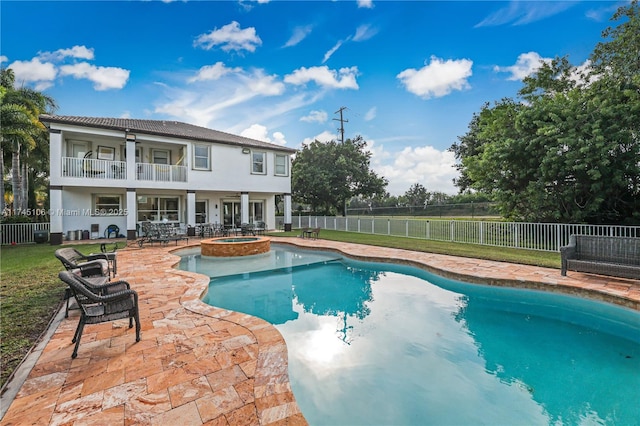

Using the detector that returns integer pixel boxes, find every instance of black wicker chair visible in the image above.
[59,271,141,358]
[62,273,130,318]
[55,247,114,278]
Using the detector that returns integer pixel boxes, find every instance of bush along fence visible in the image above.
[278,216,640,253]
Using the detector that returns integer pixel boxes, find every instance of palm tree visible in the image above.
[1,68,56,215]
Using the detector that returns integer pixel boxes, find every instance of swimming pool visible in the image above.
[177,245,640,425]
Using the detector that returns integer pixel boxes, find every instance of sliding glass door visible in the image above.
[222,200,264,227]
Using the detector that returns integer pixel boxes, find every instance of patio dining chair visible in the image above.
[240,223,256,236]
[58,271,141,358]
[254,221,266,235]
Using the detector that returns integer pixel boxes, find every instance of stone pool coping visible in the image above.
[1,236,638,425]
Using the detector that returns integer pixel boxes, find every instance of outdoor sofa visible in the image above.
[560,234,640,279]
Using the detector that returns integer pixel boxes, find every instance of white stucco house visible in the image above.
[41,115,296,245]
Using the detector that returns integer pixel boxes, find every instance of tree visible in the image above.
[449,2,639,224]
[0,67,56,215]
[404,183,429,207]
[292,136,388,215]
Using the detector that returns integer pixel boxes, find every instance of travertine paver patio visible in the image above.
[1,237,638,425]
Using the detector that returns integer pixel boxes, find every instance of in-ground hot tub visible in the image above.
[201,236,271,257]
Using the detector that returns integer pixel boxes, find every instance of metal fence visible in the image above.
[4,218,639,251]
[1,222,51,245]
[279,216,640,253]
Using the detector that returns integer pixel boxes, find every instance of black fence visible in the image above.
[346,202,499,218]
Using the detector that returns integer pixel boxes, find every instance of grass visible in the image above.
[272,229,561,269]
[0,243,105,389]
[0,234,560,391]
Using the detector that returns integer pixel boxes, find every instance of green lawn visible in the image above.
[0,243,105,388]
[0,235,559,390]
[271,229,561,268]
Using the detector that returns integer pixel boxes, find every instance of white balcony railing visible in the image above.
[61,157,188,183]
[62,157,126,180]
[136,163,187,182]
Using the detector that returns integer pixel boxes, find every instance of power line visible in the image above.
[333,106,349,143]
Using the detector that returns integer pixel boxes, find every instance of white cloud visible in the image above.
[38,45,94,62]
[570,60,597,86]
[493,51,551,81]
[300,110,328,123]
[322,40,344,63]
[284,25,313,48]
[155,67,295,130]
[302,130,338,146]
[59,62,129,90]
[194,21,262,53]
[364,107,376,121]
[240,124,287,145]
[0,55,7,64]
[8,58,57,90]
[369,143,458,195]
[397,56,472,99]
[322,24,377,63]
[285,66,359,90]
[475,1,575,27]
[245,70,285,96]
[353,24,378,42]
[357,0,374,9]
[188,62,241,82]
[585,3,621,22]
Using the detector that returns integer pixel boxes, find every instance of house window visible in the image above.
[137,196,180,222]
[275,154,288,176]
[93,194,123,215]
[152,149,170,165]
[252,151,266,174]
[193,144,210,170]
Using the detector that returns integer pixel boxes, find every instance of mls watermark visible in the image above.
[3,208,128,217]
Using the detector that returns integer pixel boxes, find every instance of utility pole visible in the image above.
[333,106,349,143]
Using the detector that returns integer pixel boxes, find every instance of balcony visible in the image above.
[62,157,126,180]
[61,157,188,183]
[136,163,187,182]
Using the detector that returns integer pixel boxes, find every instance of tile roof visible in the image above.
[39,114,297,153]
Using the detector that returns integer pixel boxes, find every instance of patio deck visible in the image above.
[1,237,638,425]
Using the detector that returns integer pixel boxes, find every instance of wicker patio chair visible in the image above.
[55,247,112,278]
[63,273,131,318]
[58,271,141,358]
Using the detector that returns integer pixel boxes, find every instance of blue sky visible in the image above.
[1,0,624,195]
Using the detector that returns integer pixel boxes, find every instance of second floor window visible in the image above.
[193,144,210,170]
[275,154,288,176]
[252,151,266,174]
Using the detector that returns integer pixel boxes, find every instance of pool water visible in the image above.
[177,245,640,425]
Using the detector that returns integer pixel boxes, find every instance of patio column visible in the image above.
[126,189,137,240]
[187,190,196,236]
[241,192,249,225]
[125,133,136,185]
[284,193,292,231]
[49,185,63,245]
[49,129,62,180]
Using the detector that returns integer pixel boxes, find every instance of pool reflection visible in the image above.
[183,249,640,425]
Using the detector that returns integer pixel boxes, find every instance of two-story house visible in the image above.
[41,115,296,245]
